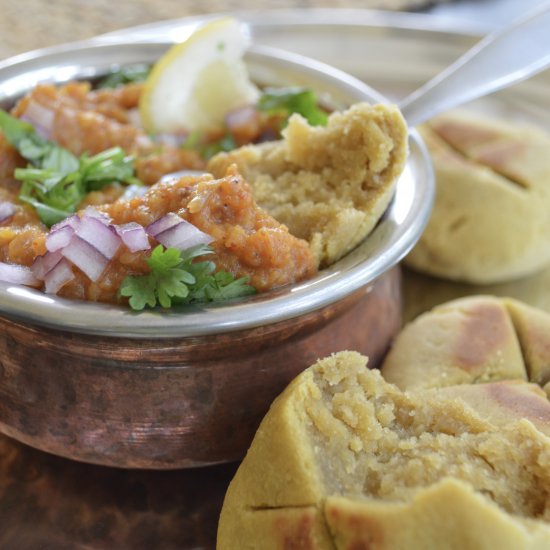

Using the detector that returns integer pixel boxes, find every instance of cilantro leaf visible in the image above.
[96,64,150,89]
[0,110,35,145]
[119,275,157,311]
[258,87,328,127]
[0,110,59,165]
[200,133,236,159]
[42,145,80,173]
[119,244,256,311]
[203,271,259,301]
[181,130,237,160]
[80,147,141,190]
[0,109,142,227]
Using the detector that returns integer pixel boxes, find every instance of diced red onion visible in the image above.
[225,105,260,141]
[82,206,112,225]
[126,108,141,129]
[154,132,189,148]
[76,215,121,260]
[0,262,40,287]
[155,219,213,251]
[45,224,75,252]
[121,185,148,200]
[147,213,213,251]
[146,213,183,238]
[2,207,212,293]
[20,100,55,140]
[51,214,80,232]
[0,201,16,223]
[135,134,154,150]
[44,259,74,294]
[61,236,108,282]
[31,250,63,279]
[114,222,150,253]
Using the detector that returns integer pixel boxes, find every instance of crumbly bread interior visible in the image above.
[218,350,550,550]
[306,353,550,520]
[208,103,408,267]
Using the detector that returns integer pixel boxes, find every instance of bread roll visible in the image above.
[208,103,408,267]
[405,111,550,284]
[218,350,550,549]
[381,296,550,391]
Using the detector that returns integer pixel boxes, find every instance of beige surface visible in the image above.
[0,0,444,61]
[403,264,550,323]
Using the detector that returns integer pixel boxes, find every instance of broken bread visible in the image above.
[208,103,408,267]
[405,110,550,283]
[217,350,550,550]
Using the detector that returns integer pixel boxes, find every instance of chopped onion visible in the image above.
[51,214,80,232]
[20,100,55,140]
[0,201,16,223]
[225,105,261,143]
[76,215,121,259]
[121,185,148,201]
[61,236,108,282]
[146,213,182,237]
[147,213,213,251]
[82,206,112,225]
[125,108,142,129]
[31,250,63,279]
[114,222,150,253]
[45,224,75,252]
[3,207,213,293]
[154,132,189,148]
[0,262,40,286]
[44,259,74,294]
[155,219,213,251]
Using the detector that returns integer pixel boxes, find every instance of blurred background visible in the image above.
[0,0,546,60]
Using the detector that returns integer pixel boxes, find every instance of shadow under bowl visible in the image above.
[0,39,433,468]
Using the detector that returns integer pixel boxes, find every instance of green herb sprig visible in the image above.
[0,110,141,226]
[119,244,256,310]
[182,130,236,160]
[258,87,328,127]
[96,64,150,89]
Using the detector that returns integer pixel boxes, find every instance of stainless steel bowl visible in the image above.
[0,38,433,468]
[0,39,433,337]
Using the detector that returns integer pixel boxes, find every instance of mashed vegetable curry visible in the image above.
[0,73,408,310]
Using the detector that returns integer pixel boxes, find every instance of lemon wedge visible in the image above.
[139,17,260,134]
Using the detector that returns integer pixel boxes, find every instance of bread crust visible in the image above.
[218,335,550,550]
[208,103,408,267]
[405,111,550,283]
[381,296,550,392]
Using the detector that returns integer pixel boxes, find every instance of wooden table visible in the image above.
[0,435,238,549]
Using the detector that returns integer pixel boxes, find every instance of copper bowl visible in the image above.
[0,38,433,468]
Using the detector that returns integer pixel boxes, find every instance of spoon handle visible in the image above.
[400,2,550,127]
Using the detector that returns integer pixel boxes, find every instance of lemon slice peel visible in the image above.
[140,17,260,134]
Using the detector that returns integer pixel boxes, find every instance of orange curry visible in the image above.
[0,81,317,305]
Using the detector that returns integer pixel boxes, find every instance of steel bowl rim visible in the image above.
[0,38,434,338]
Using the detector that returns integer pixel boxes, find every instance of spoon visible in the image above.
[400,1,550,126]
[161,3,550,183]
